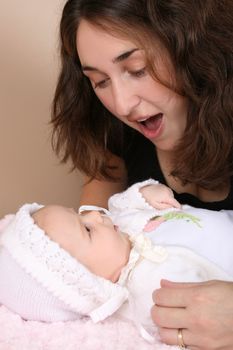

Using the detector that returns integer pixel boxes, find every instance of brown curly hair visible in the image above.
[52,0,233,190]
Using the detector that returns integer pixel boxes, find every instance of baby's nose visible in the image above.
[88,210,103,223]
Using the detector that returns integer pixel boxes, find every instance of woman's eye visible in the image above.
[94,78,110,89]
[130,67,146,78]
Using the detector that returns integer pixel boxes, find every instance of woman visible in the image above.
[51,1,233,349]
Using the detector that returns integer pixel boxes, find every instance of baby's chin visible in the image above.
[119,230,131,242]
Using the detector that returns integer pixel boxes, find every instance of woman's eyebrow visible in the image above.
[81,48,140,72]
[112,48,139,63]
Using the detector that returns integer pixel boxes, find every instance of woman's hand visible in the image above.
[151,279,233,350]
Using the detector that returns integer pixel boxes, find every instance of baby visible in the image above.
[0,179,232,342]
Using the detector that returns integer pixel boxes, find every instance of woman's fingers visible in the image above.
[151,305,187,328]
[160,279,208,288]
[153,279,216,307]
[152,285,192,307]
[158,327,201,350]
[159,328,188,348]
[152,280,233,350]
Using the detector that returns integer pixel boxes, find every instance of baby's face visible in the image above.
[32,205,130,282]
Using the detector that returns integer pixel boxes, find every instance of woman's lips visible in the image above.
[138,113,163,139]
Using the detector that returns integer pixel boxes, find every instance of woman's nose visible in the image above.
[113,81,140,117]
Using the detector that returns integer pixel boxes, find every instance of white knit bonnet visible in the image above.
[0,203,129,323]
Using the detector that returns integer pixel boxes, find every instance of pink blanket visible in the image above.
[0,305,179,350]
[0,216,177,350]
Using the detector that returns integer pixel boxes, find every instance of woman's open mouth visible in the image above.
[138,113,163,139]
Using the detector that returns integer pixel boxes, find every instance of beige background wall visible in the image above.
[0,0,82,216]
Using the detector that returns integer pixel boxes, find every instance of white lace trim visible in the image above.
[108,179,159,212]
[108,179,179,236]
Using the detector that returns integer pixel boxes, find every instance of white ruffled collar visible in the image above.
[118,233,168,287]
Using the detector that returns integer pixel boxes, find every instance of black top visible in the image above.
[120,127,233,211]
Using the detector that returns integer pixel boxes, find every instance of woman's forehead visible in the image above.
[76,20,138,61]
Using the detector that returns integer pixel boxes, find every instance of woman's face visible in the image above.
[76,20,188,151]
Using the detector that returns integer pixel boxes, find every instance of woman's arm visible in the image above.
[79,153,127,208]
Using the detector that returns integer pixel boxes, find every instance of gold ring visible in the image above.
[177,328,186,349]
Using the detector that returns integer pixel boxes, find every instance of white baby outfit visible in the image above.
[108,179,233,278]
[0,179,233,342]
[87,179,233,336]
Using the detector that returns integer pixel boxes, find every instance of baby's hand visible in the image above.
[140,184,181,210]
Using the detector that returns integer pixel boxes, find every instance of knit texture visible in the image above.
[0,203,129,322]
